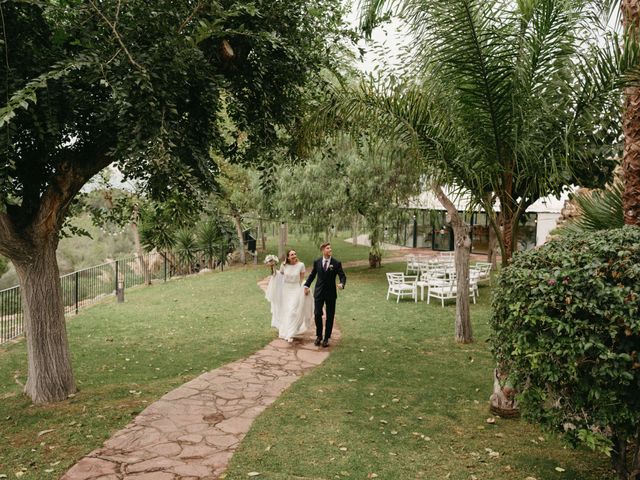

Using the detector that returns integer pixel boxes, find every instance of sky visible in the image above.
[344,0,409,74]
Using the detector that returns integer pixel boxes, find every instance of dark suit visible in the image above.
[304,257,347,340]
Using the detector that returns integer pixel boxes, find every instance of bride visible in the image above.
[265,249,314,342]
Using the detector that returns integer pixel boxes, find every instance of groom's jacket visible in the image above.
[304,257,347,299]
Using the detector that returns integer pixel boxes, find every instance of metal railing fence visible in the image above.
[0,247,233,346]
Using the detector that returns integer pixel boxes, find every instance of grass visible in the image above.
[0,265,274,479]
[222,263,615,480]
[0,235,614,479]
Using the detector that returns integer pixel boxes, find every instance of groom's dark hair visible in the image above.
[320,242,331,250]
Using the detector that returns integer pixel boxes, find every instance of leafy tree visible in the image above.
[357,0,622,264]
[0,0,350,403]
[83,175,153,283]
[213,157,255,264]
[174,229,199,274]
[275,135,422,264]
[196,217,235,269]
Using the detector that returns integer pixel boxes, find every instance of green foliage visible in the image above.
[560,181,624,234]
[0,255,8,278]
[197,218,233,268]
[489,227,640,475]
[174,229,199,269]
[274,135,422,256]
[0,0,351,240]
[315,0,626,263]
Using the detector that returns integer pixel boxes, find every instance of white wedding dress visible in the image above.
[265,262,314,340]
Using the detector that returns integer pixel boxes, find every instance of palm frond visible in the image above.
[358,0,397,37]
[401,0,516,161]
[561,181,624,233]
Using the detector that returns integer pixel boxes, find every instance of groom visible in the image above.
[304,242,347,347]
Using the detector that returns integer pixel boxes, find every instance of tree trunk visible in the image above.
[501,206,514,266]
[278,222,286,261]
[487,220,499,268]
[232,215,246,264]
[130,204,151,285]
[452,222,472,343]
[258,218,266,252]
[432,183,472,343]
[368,221,383,268]
[623,0,640,226]
[13,239,77,404]
[488,368,519,418]
[352,215,359,246]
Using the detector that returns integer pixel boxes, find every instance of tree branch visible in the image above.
[178,0,204,34]
[0,212,32,261]
[88,0,145,73]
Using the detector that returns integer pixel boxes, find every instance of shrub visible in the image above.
[489,226,640,480]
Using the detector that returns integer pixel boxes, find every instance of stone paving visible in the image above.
[61,277,339,480]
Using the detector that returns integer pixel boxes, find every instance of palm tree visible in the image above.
[305,0,625,344]
[559,181,624,233]
[622,0,640,226]
[197,219,221,269]
[356,0,622,264]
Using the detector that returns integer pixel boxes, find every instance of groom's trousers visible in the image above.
[314,295,336,340]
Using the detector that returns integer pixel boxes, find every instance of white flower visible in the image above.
[264,254,279,265]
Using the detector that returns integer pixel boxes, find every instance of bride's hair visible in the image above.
[285,249,296,264]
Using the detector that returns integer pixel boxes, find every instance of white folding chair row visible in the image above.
[422,271,478,306]
[473,262,493,283]
[386,272,418,303]
[406,254,434,274]
[405,255,418,274]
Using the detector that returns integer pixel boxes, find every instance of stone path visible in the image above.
[62,277,339,480]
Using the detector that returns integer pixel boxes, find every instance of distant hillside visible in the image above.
[0,213,136,290]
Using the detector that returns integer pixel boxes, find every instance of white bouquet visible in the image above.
[264,254,279,274]
[264,254,279,265]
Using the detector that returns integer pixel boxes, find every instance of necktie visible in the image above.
[323,260,328,271]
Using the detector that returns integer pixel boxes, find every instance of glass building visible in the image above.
[386,189,568,253]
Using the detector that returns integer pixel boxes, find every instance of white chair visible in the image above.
[469,269,480,300]
[415,267,430,302]
[438,251,455,260]
[426,271,477,307]
[426,274,456,307]
[386,272,418,303]
[416,264,445,301]
[474,262,493,284]
[405,255,420,275]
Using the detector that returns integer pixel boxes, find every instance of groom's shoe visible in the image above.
[314,336,322,346]
[322,339,330,348]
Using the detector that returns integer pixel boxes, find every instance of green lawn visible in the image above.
[0,246,614,479]
[222,264,615,480]
[0,265,274,479]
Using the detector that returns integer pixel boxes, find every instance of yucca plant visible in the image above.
[173,229,199,274]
